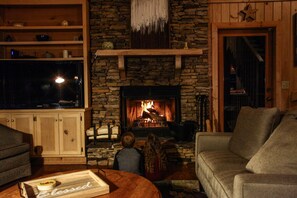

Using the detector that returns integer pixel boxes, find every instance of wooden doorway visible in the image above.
[218,28,275,132]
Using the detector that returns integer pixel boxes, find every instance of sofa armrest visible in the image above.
[195,132,232,154]
[0,124,34,155]
[233,173,297,198]
[195,132,232,172]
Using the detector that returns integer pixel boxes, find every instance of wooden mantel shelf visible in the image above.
[95,49,204,79]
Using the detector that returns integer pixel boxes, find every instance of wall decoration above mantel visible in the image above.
[131,0,169,49]
[239,4,257,22]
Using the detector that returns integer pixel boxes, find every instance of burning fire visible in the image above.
[126,99,175,128]
[140,100,165,124]
[141,100,154,123]
[141,100,154,114]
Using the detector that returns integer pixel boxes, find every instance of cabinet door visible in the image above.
[59,113,82,155]
[35,114,59,156]
[0,114,11,127]
[11,114,34,135]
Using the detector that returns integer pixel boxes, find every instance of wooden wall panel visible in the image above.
[221,4,230,22]
[273,2,282,21]
[230,3,240,22]
[256,3,265,21]
[264,2,273,21]
[290,1,297,107]
[281,2,292,109]
[212,4,222,22]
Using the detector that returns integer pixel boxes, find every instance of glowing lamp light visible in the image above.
[55,76,65,84]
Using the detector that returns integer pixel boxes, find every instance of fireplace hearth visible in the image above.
[120,86,181,137]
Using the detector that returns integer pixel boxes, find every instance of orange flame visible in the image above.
[141,100,154,114]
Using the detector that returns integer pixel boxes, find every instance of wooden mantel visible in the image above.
[95,49,204,79]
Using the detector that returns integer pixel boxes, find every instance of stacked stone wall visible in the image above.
[89,0,209,126]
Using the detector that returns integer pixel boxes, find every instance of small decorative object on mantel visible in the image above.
[184,42,188,49]
[102,41,114,50]
[239,3,257,22]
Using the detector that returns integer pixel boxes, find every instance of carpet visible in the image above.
[154,180,208,198]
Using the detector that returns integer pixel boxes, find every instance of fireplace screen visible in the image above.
[120,86,180,136]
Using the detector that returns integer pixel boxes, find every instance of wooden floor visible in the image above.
[30,162,196,180]
[0,162,196,192]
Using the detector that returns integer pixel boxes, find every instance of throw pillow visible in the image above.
[228,106,280,160]
[246,110,297,175]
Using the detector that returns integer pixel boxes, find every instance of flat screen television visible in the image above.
[0,60,84,109]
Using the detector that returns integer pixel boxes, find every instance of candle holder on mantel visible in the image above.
[184,42,189,49]
[102,42,114,50]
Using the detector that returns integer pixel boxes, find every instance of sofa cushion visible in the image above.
[214,169,250,198]
[229,106,280,160]
[246,110,297,175]
[0,151,30,172]
[0,163,31,186]
[199,151,248,173]
[0,143,30,160]
[198,151,250,198]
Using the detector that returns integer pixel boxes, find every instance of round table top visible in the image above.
[0,169,161,198]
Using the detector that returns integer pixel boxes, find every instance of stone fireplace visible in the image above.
[121,86,180,137]
[89,0,209,137]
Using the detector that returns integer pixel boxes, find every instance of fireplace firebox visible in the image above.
[120,86,181,137]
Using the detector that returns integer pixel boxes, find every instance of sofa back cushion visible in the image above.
[246,110,297,175]
[228,106,280,160]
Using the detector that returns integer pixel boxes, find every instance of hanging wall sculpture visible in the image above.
[131,0,169,49]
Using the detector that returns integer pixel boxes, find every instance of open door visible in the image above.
[218,29,275,132]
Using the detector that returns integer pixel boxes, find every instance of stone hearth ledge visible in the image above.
[87,138,195,167]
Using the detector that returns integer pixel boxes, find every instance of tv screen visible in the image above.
[0,60,84,109]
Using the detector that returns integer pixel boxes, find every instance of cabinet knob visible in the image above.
[6,119,10,123]
[11,119,14,122]
[64,130,68,135]
[71,138,74,142]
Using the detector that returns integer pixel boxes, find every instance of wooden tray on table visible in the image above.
[19,170,109,198]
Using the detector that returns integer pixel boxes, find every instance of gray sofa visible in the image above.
[0,124,32,186]
[195,107,297,198]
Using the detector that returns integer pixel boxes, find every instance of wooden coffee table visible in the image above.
[0,169,161,198]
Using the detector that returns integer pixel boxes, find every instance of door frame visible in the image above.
[218,29,273,132]
[210,22,282,132]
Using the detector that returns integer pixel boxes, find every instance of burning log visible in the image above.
[142,111,165,121]
[147,108,159,115]
[132,100,167,128]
